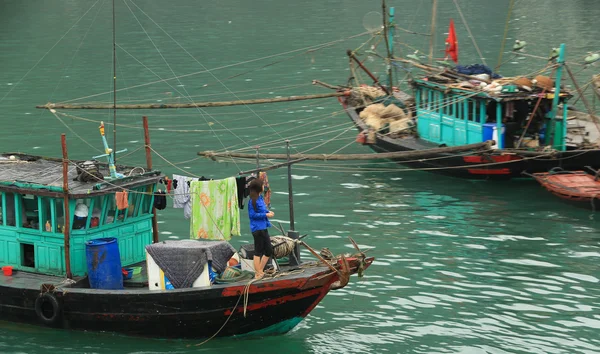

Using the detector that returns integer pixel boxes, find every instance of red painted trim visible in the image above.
[221,278,308,297]
[468,168,511,175]
[223,287,325,316]
[463,155,522,163]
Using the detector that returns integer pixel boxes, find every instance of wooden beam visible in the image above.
[143,116,159,244]
[61,134,73,279]
[201,141,493,161]
[236,158,308,175]
[36,92,349,110]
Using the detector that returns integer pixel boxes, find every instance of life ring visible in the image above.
[34,293,62,326]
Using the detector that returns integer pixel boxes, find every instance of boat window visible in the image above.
[449,95,456,118]
[73,198,92,230]
[0,192,4,226]
[39,197,52,232]
[21,194,39,229]
[467,100,476,122]
[140,186,153,215]
[89,196,104,228]
[54,199,65,233]
[427,90,433,110]
[104,195,118,225]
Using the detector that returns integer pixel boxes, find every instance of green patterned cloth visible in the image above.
[190,177,240,240]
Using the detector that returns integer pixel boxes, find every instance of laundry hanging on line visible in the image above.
[189,177,240,241]
[172,174,205,219]
[154,190,167,210]
[115,190,129,210]
[259,171,272,209]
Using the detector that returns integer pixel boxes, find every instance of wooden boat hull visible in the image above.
[341,97,600,180]
[532,171,600,210]
[0,257,372,339]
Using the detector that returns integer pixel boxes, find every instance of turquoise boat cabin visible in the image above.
[0,154,160,277]
[411,45,572,151]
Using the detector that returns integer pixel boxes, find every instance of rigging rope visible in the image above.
[58,31,372,104]
[452,0,487,66]
[495,0,516,71]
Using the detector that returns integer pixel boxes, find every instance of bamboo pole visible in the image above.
[565,64,600,134]
[200,141,493,161]
[346,50,391,95]
[36,92,349,110]
[143,116,159,244]
[61,134,73,279]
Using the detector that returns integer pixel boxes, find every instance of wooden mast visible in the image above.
[61,134,73,279]
[429,0,437,65]
[143,116,159,244]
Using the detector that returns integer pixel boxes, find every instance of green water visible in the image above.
[1,0,600,353]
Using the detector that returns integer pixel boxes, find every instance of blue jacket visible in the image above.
[248,195,271,233]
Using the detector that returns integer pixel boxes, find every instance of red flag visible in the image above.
[445,19,458,63]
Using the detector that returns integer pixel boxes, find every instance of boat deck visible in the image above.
[566,111,600,147]
[0,260,328,293]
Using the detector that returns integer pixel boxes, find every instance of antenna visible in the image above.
[112,0,117,163]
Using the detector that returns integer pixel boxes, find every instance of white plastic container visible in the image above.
[146,252,211,290]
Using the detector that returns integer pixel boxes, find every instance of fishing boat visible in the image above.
[530,168,600,210]
[331,1,600,179]
[0,122,373,339]
[0,1,374,340]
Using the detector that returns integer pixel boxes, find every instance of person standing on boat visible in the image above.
[248,178,274,279]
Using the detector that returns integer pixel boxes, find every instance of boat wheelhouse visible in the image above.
[412,73,571,152]
[0,152,160,277]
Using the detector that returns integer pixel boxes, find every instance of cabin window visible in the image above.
[73,198,91,230]
[104,195,118,225]
[39,197,52,232]
[2,193,17,227]
[127,188,142,218]
[440,93,447,115]
[0,192,4,226]
[467,100,476,122]
[427,90,433,110]
[89,196,104,228]
[141,186,154,215]
[54,199,65,233]
[21,194,39,229]
[21,243,35,268]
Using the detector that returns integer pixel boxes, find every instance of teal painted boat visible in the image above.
[334,2,600,179]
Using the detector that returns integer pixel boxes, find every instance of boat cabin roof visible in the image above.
[412,71,573,102]
[0,153,161,198]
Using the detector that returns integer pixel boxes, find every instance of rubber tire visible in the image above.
[34,293,61,326]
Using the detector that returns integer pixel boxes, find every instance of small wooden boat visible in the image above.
[0,122,374,339]
[531,169,600,210]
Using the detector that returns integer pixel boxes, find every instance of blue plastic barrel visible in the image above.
[85,237,123,290]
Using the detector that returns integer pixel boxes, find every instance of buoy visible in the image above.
[356,132,367,144]
[584,53,599,65]
[513,40,527,51]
